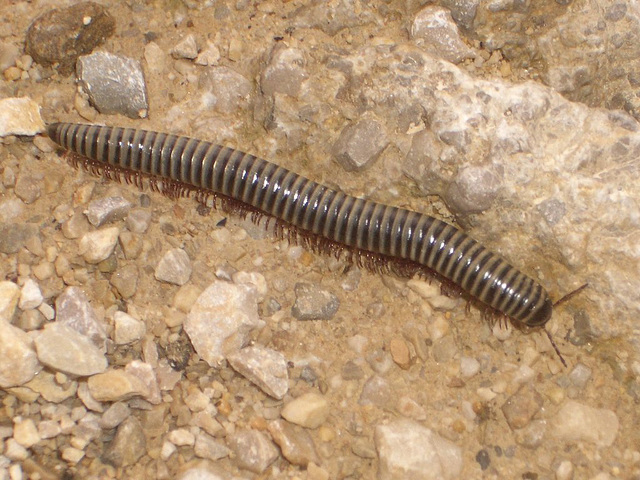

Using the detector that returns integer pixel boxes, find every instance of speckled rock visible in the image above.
[34,323,107,376]
[110,263,138,299]
[102,416,146,468]
[227,428,279,474]
[79,226,120,264]
[332,117,389,171]
[375,419,462,480]
[154,248,192,286]
[25,1,115,75]
[501,385,544,430]
[77,51,148,118]
[551,400,619,447]
[184,281,264,366]
[291,282,340,321]
[227,345,289,400]
[199,66,252,114]
[268,419,320,467]
[261,44,308,98]
[55,286,107,348]
[0,97,45,136]
[0,319,40,388]
[281,392,330,429]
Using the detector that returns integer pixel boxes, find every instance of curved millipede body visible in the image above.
[47,122,554,327]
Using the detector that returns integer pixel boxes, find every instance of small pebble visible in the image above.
[227,345,289,400]
[79,226,120,264]
[389,337,411,369]
[13,418,40,448]
[87,369,150,402]
[154,248,192,285]
[227,429,279,474]
[291,282,339,321]
[281,392,330,429]
[113,311,146,345]
[268,419,320,467]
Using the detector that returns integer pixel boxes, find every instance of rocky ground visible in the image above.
[0,1,639,479]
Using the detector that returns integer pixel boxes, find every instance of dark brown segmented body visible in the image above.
[48,122,553,326]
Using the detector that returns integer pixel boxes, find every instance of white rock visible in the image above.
[460,356,480,378]
[375,419,462,480]
[13,417,40,448]
[34,323,107,376]
[0,281,20,322]
[0,97,45,136]
[154,248,192,285]
[113,311,146,345]
[168,428,195,446]
[19,278,43,310]
[281,392,330,429]
[79,226,120,264]
[0,319,39,388]
[551,400,619,447]
[227,345,289,400]
[184,281,264,366]
[55,286,107,348]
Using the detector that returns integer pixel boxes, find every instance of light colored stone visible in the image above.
[113,311,146,345]
[227,429,279,474]
[281,392,330,429]
[86,195,132,227]
[0,281,20,322]
[268,419,319,467]
[227,345,288,400]
[551,400,619,447]
[34,323,107,377]
[79,226,120,264]
[194,432,230,461]
[154,248,192,285]
[0,97,45,136]
[55,286,107,348]
[13,417,40,448]
[87,369,150,402]
[168,428,195,446]
[23,370,77,403]
[18,279,43,310]
[0,319,39,388]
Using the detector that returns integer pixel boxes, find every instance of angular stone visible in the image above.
[194,432,230,461]
[23,370,77,403]
[55,286,107,348]
[13,417,40,448]
[268,419,319,467]
[332,118,388,172]
[291,282,339,321]
[35,323,106,376]
[0,281,20,322]
[110,263,138,299]
[0,319,39,388]
[227,429,279,474]
[113,311,146,345]
[261,44,308,98]
[227,345,288,400]
[87,369,150,402]
[0,223,37,255]
[86,195,132,227]
[375,419,462,480]
[19,279,43,310]
[0,97,46,135]
[281,392,330,429]
[155,248,192,286]
[184,281,263,366]
[102,416,146,467]
[99,402,131,429]
[79,226,120,264]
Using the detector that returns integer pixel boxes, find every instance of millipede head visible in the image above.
[524,296,553,328]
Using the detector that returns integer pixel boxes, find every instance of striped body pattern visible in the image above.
[48,122,553,327]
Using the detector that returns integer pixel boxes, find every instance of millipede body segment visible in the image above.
[47,122,553,327]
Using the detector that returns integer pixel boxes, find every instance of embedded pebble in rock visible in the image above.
[155,248,192,286]
[125,208,152,233]
[281,392,330,429]
[227,429,279,474]
[410,5,475,64]
[85,195,132,227]
[227,345,289,400]
[87,369,150,402]
[199,66,252,114]
[460,356,481,378]
[291,282,339,320]
[445,164,502,214]
[102,416,146,468]
[99,402,130,429]
[34,323,107,376]
[431,335,458,363]
[261,44,308,98]
[375,419,462,480]
[25,1,115,75]
[55,286,107,348]
[19,279,43,310]
[110,263,138,299]
[0,281,20,321]
[14,173,42,204]
[515,419,547,448]
[268,419,320,467]
[0,319,39,388]
[184,281,263,366]
[331,118,389,171]
[0,223,37,255]
[501,385,544,430]
[0,97,45,136]
[389,337,411,369]
[568,363,592,389]
[13,417,40,448]
[79,226,120,264]
[113,311,146,345]
[77,51,148,118]
[551,400,619,447]
[359,375,393,409]
[397,396,427,421]
[194,432,231,461]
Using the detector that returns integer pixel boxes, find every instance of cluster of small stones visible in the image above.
[1,0,639,479]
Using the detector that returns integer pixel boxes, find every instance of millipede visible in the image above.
[47,122,584,365]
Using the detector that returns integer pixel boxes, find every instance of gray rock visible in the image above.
[568,363,592,389]
[441,0,479,30]
[125,208,152,233]
[172,34,198,59]
[410,5,475,64]
[154,248,192,286]
[194,433,230,461]
[25,1,115,75]
[110,263,138,299]
[0,223,37,255]
[268,419,320,467]
[291,282,340,321]
[85,195,132,227]
[227,428,279,474]
[102,416,146,467]
[359,375,392,409]
[375,419,462,480]
[113,311,145,345]
[55,286,107,348]
[0,97,46,136]
[79,226,120,264]
[34,323,107,376]
[99,402,131,429]
[184,281,264,366]
[77,51,148,118]
[332,118,388,172]
[291,0,378,36]
[261,44,308,98]
[0,319,39,388]
[551,400,619,447]
[199,66,252,114]
[14,174,42,204]
[501,385,544,430]
[444,164,502,214]
[227,345,289,400]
